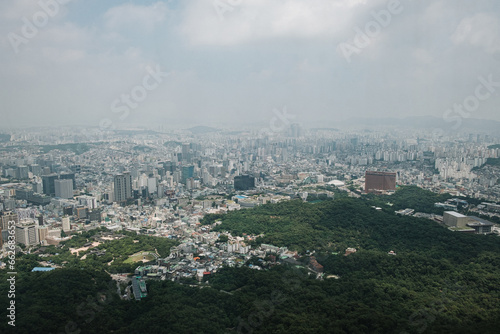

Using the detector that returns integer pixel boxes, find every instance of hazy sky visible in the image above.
[1,0,499,129]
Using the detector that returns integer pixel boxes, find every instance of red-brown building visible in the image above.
[309,256,324,273]
[365,171,396,193]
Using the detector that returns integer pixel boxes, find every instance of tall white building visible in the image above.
[62,216,71,232]
[147,177,157,194]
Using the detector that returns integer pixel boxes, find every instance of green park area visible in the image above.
[2,187,500,333]
[124,252,157,264]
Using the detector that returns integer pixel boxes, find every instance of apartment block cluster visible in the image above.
[0,125,499,257]
[131,231,294,284]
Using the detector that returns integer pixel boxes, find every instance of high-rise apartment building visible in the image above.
[16,223,38,246]
[114,172,132,203]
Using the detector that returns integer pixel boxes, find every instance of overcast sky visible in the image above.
[1,0,499,129]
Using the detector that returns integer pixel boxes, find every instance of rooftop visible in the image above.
[467,216,494,225]
[31,267,56,272]
[444,211,467,218]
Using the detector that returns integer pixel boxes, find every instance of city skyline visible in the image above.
[2,2,500,332]
[1,99,500,333]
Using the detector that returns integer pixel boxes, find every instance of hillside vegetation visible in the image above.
[2,190,500,333]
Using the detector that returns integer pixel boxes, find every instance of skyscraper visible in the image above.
[29,164,42,176]
[182,143,191,163]
[181,165,194,185]
[147,177,157,194]
[114,172,132,203]
[289,123,302,138]
[234,175,255,191]
[17,166,29,179]
[55,179,74,199]
[60,172,76,189]
[42,174,58,196]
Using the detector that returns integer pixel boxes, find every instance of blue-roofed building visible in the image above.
[32,267,55,272]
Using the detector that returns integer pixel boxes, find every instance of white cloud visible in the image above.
[180,0,386,46]
[1,0,500,127]
[0,0,56,20]
[0,1,171,127]
[41,47,85,62]
[414,48,433,64]
[104,2,168,33]
[452,13,500,54]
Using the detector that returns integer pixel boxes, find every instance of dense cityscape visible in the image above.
[2,0,500,333]
[1,124,500,296]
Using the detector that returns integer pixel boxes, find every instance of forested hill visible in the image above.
[204,197,500,263]
[1,195,500,333]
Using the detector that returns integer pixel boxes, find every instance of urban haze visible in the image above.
[1,1,500,334]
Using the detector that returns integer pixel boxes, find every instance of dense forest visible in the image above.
[5,228,179,275]
[1,188,500,333]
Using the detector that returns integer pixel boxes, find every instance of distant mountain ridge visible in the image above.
[185,126,220,134]
[336,116,500,132]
